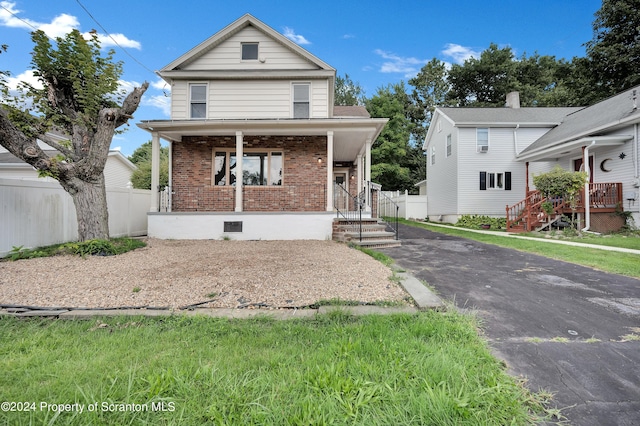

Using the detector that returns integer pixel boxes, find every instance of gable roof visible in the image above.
[436,107,582,126]
[159,14,335,76]
[333,106,370,118]
[423,106,581,149]
[518,85,640,160]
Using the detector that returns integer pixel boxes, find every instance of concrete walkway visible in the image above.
[380,223,640,426]
[424,221,640,255]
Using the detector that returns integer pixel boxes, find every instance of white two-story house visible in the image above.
[138,14,388,240]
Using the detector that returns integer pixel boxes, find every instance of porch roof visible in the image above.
[516,135,631,162]
[137,117,388,162]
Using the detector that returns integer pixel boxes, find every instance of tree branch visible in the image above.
[38,133,77,160]
[115,81,149,128]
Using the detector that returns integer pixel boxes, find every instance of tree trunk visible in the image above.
[67,175,110,241]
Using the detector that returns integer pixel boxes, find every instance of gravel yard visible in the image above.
[0,239,409,310]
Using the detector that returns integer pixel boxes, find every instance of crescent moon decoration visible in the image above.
[600,158,612,172]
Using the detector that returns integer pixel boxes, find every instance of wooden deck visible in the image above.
[506,183,622,233]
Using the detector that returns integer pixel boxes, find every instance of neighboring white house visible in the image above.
[424,87,640,232]
[137,14,388,240]
[423,93,579,223]
[0,136,137,188]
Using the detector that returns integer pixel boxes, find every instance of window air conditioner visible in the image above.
[479,145,489,153]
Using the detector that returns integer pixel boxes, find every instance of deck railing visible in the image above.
[506,183,622,232]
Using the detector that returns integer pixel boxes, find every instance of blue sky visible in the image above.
[2,0,602,156]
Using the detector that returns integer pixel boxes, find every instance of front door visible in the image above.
[334,172,348,211]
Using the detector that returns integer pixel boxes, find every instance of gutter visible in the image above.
[581,141,598,233]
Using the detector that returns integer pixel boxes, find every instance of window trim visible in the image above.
[476,128,489,153]
[446,134,452,157]
[292,82,311,118]
[430,146,436,165]
[189,83,208,119]
[212,149,284,186]
[480,171,511,191]
[241,42,259,61]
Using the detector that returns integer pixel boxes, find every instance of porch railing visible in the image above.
[506,183,622,232]
[334,183,365,241]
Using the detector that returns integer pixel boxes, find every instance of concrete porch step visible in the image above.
[348,239,402,249]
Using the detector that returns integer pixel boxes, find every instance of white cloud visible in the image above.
[143,94,171,117]
[151,78,169,91]
[91,32,142,50]
[1,2,141,49]
[441,43,480,64]
[374,49,429,77]
[5,69,42,92]
[283,27,311,45]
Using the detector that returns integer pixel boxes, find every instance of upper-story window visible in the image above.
[189,83,207,119]
[446,134,452,157]
[293,83,310,118]
[476,128,489,153]
[241,42,259,60]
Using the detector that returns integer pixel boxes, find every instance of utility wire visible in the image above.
[74,0,156,76]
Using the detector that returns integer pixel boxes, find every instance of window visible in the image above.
[477,128,489,153]
[214,151,282,186]
[189,83,207,119]
[241,42,259,60]
[293,83,310,118]
[446,134,452,157]
[430,146,436,165]
[479,171,511,191]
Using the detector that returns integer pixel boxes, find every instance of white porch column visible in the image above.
[365,138,372,210]
[150,131,160,212]
[356,154,363,196]
[326,131,334,211]
[235,131,243,212]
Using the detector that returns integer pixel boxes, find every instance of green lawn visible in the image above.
[0,312,550,425]
[399,219,640,278]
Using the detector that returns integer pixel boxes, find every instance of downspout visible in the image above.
[581,140,597,233]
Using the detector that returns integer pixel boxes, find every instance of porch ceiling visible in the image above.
[137,118,388,162]
[516,135,631,162]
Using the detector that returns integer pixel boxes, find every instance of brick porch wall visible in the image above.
[172,135,327,212]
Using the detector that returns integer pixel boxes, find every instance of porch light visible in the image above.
[317,157,322,163]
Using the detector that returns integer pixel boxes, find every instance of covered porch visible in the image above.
[137,117,387,240]
[507,135,631,233]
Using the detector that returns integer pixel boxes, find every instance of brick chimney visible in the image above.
[506,91,520,108]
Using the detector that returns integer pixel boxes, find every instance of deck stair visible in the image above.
[332,218,401,249]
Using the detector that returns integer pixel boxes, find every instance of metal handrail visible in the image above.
[334,183,364,241]
[377,190,399,240]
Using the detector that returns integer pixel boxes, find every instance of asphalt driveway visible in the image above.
[380,224,640,426]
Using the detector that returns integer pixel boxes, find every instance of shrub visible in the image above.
[455,215,506,230]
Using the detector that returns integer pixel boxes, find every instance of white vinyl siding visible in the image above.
[426,118,458,219]
[171,80,329,120]
[456,127,528,216]
[182,26,317,71]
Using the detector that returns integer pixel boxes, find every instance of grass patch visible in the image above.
[401,219,640,278]
[3,238,146,261]
[0,313,551,425]
[349,243,394,267]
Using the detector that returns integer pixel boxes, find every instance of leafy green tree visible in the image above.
[585,0,640,99]
[408,58,449,142]
[334,74,366,106]
[365,82,415,191]
[446,43,518,106]
[0,30,148,240]
[129,141,169,190]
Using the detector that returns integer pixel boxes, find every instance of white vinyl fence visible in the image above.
[379,190,428,220]
[0,178,150,257]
